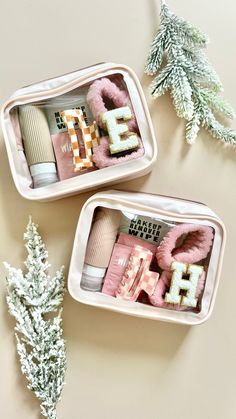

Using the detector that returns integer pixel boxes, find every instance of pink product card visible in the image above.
[51,130,95,180]
[102,243,131,296]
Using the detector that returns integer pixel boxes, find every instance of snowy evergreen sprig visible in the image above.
[145,0,236,145]
[4,218,66,419]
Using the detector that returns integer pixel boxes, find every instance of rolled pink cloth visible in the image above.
[149,224,214,310]
[92,137,144,169]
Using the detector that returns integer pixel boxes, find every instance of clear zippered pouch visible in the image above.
[1,63,157,201]
[68,190,226,325]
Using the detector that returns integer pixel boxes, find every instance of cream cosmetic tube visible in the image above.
[19,105,58,188]
[81,207,121,292]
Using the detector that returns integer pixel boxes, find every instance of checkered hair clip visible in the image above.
[116,245,159,302]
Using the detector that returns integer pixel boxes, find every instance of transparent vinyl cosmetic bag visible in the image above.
[68,190,226,325]
[1,63,157,201]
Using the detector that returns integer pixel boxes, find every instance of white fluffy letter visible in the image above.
[102,106,139,154]
[165,261,203,307]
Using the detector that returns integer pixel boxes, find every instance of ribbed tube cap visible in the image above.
[19,105,56,165]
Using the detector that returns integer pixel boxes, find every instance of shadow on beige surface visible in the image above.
[64,293,190,358]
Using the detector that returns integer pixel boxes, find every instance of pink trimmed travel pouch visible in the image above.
[68,190,226,326]
[1,63,157,201]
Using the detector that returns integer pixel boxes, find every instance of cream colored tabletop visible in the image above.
[0,1,236,418]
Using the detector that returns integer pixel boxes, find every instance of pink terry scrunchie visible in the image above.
[87,77,138,133]
[87,77,143,169]
[149,224,214,310]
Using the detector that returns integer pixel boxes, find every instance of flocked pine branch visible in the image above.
[145,0,236,145]
[4,218,66,419]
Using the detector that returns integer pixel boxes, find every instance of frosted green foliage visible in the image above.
[4,219,66,419]
[145,0,236,145]
[170,65,194,120]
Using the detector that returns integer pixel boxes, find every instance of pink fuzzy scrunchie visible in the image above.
[149,224,214,310]
[92,137,144,169]
[156,224,214,270]
[87,77,138,133]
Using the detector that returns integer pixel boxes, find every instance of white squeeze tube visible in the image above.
[19,105,58,188]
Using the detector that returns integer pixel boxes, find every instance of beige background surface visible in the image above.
[0,1,236,418]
